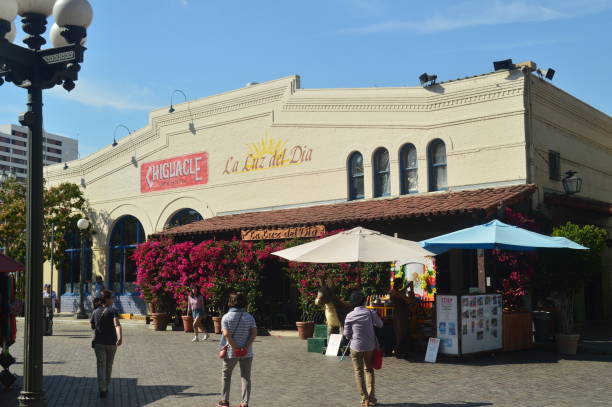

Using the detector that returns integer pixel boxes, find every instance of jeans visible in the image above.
[94,344,117,392]
[350,350,376,403]
[221,357,253,404]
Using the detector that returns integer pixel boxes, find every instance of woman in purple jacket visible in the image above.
[343,291,383,406]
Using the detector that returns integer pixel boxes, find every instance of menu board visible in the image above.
[436,295,459,355]
[460,294,503,354]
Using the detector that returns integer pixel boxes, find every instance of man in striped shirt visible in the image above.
[344,291,383,406]
[218,293,257,407]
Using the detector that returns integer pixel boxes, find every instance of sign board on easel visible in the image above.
[424,338,440,363]
[325,334,343,356]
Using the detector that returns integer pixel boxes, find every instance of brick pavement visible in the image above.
[1,320,611,407]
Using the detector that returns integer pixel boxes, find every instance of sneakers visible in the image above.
[192,336,199,342]
[203,333,210,341]
[217,401,230,407]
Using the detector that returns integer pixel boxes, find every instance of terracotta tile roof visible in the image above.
[544,193,612,216]
[153,184,536,238]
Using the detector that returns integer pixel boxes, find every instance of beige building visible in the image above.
[44,65,612,317]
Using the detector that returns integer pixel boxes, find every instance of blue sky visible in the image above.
[1,0,611,156]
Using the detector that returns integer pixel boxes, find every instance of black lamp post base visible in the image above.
[74,312,88,320]
[18,391,47,407]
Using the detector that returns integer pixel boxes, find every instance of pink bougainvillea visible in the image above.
[495,208,539,310]
[133,229,389,319]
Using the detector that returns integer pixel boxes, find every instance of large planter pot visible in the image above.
[182,315,194,333]
[212,316,222,334]
[146,302,156,315]
[503,310,534,351]
[151,313,169,331]
[556,333,580,355]
[296,321,315,340]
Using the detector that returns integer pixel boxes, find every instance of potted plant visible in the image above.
[535,222,606,355]
[296,315,315,339]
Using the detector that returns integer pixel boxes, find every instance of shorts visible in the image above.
[192,309,205,319]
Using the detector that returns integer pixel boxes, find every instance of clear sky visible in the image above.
[1,0,611,156]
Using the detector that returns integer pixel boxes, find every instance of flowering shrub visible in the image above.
[132,238,175,312]
[133,230,390,321]
[495,208,539,310]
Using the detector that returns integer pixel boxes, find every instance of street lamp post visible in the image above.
[0,1,93,406]
[75,217,89,319]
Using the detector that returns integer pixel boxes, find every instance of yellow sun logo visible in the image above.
[246,133,288,161]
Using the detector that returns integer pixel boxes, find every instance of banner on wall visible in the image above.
[140,152,209,193]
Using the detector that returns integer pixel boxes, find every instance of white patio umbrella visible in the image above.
[271,226,435,263]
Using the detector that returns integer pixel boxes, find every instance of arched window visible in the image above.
[166,208,203,228]
[109,216,145,294]
[428,139,447,191]
[373,148,390,198]
[399,143,418,194]
[60,231,92,295]
[348,152,364,200]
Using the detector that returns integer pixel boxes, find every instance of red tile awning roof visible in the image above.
[544,193,612,216]
[0,253,24,273]
[154,184,537,238]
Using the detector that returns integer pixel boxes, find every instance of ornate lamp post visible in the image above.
[0,1,93,405]
[75,217,89,319]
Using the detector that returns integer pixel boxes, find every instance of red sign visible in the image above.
[141,152,208,193]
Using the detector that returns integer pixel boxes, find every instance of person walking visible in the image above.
[389,278,415,359]
[93,276,105,299]
[344,291,383,407]
[90,289,122,399]
[218,293,257,407]
[187,287,209,342]
[42,284,57,313]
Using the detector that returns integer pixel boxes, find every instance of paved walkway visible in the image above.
[1,320,611,407]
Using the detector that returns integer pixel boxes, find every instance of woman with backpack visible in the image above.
[217,292,257,407]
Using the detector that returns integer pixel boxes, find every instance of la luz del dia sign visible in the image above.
[141,152,208,193]
[223,135,313,175]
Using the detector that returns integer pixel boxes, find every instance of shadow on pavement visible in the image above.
[382,403,492,407]
[402,348,612,366]
[0,376,213,407]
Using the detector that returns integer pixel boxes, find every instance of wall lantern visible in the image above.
[562,170,582,195]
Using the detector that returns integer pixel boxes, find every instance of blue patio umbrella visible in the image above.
[420,220,588,253]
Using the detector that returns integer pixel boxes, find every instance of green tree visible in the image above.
[43,182,90,270]
[0,179,90,298]
[0,177,26,263]
[535,222,607,334]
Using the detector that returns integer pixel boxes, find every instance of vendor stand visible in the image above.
[421,219,587,356]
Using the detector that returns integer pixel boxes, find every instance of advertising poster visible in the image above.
[436,295,459,355]
[460,294,503,354]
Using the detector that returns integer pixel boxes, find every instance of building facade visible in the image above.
[0,124,78,181]
[43,66,612,317]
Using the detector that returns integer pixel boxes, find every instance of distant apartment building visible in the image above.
[0,124,78,180]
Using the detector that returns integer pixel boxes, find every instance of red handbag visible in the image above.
[218,312,246,359]
[372,348,384,370]
[369,311,384,370]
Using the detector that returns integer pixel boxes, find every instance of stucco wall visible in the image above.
[44,72,529,279]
